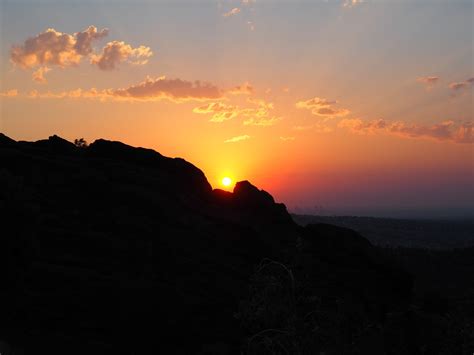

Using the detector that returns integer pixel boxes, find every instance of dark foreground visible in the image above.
[0,134,472,354]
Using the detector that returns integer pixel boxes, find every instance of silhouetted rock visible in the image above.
[233,180,275,205]
[28,134,78,154]
[0,133,15,146]
[0,134,419,354]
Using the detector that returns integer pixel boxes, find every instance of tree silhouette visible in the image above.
[74,138,88,148]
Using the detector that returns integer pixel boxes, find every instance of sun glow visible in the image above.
[221,177,232,187]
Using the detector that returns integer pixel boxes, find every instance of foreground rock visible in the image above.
[0,134,413,354]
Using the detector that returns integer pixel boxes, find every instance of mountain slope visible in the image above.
[0,134,413,354]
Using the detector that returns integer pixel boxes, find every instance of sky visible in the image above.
[0,0,473,218]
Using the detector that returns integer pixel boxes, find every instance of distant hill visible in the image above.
[0,134,470,354]
[293,215,474,249]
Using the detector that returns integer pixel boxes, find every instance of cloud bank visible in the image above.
[339,118,473,144]
[20,76,222,103]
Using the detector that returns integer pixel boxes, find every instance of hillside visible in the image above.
[0,134,469,354]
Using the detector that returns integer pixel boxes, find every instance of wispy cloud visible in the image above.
[193,102,240,122]
[243,116,281,126]
[339,118,473,144]
[448,77,474,95]
[293,125,314,131]
[342,0,364,8]
[0,89,18,97]
[32,66,51,84]
[417,76,439,89]
[227,82,254,95]
[338,118,386,134]
[280,136,295,141]
[224,134,250,143]
[296,97,350,119]
[241,98,279,126]
[223,7,241,17]
[193,97,280,126]
[293,123,333,133]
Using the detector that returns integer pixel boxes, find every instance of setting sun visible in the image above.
[222,177,232,187]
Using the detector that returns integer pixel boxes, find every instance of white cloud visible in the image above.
[224,135,250,143]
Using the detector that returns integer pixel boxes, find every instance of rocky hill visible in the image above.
[0,134,418,354]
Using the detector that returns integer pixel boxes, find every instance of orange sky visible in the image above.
[1,0,472,217]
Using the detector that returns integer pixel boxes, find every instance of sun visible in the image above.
[221,177,232,187]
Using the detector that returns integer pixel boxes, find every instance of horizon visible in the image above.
[1,0,473,219]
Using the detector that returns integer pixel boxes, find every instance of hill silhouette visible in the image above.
[0,134,465,354]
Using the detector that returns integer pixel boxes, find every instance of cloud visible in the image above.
[246,97,274,110]
[243,116,281,126]
[343,0,364,8]
[10,26,152,81]
[19,76,222,103]
[224,135,250,143]
[223,7,241,17]
[26,88,103,100]
[74,25,110,55]
[296,97,350,118]
[240,98,279,126]
[339,118,473,144]
[109,76,222,102]
[91,41,152,70]
[32,66,51,84]
[227,82,254,95]
[338,118,386,134]
[192,96,280,126]
[417,76,439,89]
[448,77,474,94]
[10,26,107,70]
[280,136,295,141]
[0,89,18,97]
[388,120,473,144]
[193,102,240,122]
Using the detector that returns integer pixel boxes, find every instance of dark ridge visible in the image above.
[2,134,462,355]
[0,133,16,145]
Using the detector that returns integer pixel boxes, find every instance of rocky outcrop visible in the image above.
[0,134,414,354]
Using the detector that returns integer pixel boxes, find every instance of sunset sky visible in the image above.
[1,0,473,218]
